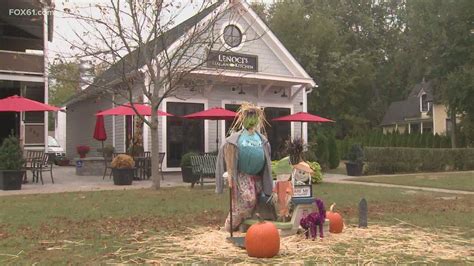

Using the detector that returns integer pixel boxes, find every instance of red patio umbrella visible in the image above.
[183,107,237,149]
[93,114,107,152]
[0,95,61,112]
[95,103,172,116]
[272,111,334,138]
[0,95,61,140]
[93,115,107,141]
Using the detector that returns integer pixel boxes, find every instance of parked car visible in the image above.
[47,136,66,164]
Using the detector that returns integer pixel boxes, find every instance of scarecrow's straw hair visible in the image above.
[228,102,269,135]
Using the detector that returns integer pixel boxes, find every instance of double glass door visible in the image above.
[166,102,204,167]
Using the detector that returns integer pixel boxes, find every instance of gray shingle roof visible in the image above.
[66,0,225,106]
[381,97,421,126]
[381,80,437,126]
[408,80,434,101]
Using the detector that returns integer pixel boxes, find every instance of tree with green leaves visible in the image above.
[402,0,474,147]
[48,61,80,128]
[328,134,340,169]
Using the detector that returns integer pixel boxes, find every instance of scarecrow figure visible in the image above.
[270,138,313,221]
[216,103,273,232]
[271,174,293,222]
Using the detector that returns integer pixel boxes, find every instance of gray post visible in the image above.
[359,198,368,228]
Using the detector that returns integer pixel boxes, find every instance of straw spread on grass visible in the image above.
[107,222,474,264]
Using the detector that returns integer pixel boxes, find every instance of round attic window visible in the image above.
[223,25,242,48]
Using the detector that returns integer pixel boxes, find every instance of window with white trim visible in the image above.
[223,25,242,48]
[421,94,429,112]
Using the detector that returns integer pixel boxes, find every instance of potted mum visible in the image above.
[0,135,26,190]
[111,154,135,185]
[345,143,365,176]
[76,145,90,158]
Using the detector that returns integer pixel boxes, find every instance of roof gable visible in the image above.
[408,80,434,101]
[67,0,225,105]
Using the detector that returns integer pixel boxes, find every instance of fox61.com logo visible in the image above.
[8,8,53,16]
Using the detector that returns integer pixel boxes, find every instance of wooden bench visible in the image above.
[190,154,217,188]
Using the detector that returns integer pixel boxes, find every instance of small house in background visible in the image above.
[381,80,452,135]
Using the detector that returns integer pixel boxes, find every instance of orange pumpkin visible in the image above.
[326,203,344,233]
[245,220,280,258]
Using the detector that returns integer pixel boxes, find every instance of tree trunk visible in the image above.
[151,103,161,189]
[450,107,457,148]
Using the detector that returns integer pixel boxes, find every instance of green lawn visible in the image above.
[348,171,474,191]
[0,183,472,264]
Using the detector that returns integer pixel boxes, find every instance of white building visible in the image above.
[65,0,316,171]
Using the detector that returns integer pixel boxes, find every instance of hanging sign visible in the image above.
[207,51,258,72]
[293,185,312,198]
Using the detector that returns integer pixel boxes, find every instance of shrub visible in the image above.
[315,134,329,169]
[308,161,323,184]
[180,151,199,168]
[347,143,364,164]
[328,135,340,169]
[111,154,135,169]
[0,135,24,170]
[287,138,304,165]
[433,134,441,148]
[365,147,474,174]
[303,149,317,162]
[101,145,115,157]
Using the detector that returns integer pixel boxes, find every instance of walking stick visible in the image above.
[229,183,233,238]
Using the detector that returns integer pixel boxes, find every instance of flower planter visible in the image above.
[112,168,134,185]
[57,159,70,166]
[345,162,364,176]
[0,170,25,190]
[181,166,199,183]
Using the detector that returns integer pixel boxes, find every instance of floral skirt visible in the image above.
[224,172,262,232]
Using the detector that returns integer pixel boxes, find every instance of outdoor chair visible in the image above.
[32,153,54,185]
[134,151,148,180]
[139,152,164,180]
[23,150,44,183]
[102,153,113,180]
[190,154,217,188]
[158,152,165,180]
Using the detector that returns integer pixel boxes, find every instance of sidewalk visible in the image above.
[2,166,473,196]
[324,173,474,195]
[0,166,190,197]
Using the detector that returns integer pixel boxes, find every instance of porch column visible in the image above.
[43,10,49,151]
[420,121,423,134]
[408,123,411,134]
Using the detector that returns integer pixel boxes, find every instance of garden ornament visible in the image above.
[217,102,273,245]
[359,198,368,228]
[299,198,326,240]
[271,174,293,222]
[292,161,313,185]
